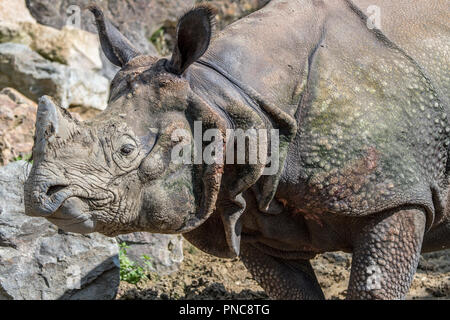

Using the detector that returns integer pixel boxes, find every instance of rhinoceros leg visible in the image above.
[347,208,426,300]
[240,243,324,299]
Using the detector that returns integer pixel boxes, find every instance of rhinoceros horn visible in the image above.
[33,96,80,157]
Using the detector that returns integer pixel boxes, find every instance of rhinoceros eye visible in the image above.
[120,144,135,156]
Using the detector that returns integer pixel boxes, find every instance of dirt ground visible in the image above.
[116,242,449,300]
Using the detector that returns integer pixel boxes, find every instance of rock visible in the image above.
[0,0,102,71]
[117,232,184,275]
[0,87,98,166]
[0,88,36,166]
[67,105,102,121]
[0,1,106,104]
[0,0,36,24]
[0,42,108,110]
[0,22,102,72]
[0,21,32,46]
[25,23,102,71]
[64,64,109,110]
[0,161,120,300]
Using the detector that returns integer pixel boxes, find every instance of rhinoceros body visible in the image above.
[24,0,449,299]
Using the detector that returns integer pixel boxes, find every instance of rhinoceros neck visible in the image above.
[192,0,326,120]
[192,59,274,129]
[185,0,329,131]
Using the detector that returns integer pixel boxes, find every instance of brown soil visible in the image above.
[116,243,449,300]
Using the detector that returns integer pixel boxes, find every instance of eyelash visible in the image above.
[120,144,134,155]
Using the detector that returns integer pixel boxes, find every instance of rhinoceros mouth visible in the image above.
[46,197,97,234]
[28,181,110,210]
[25,182,112,233]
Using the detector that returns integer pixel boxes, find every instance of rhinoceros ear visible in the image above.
[167,4,217,75]
[88,5,140,67]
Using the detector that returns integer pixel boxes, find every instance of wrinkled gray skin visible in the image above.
[24,0,449,299]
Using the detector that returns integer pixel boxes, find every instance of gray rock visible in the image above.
[0,42,108,110]
[0,161,119,300]
[0,0,36,24]
[117,232,184,275]
[0,88,37,166]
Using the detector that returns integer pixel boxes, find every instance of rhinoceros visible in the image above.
[24,0,449,299]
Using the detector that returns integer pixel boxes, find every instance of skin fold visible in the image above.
[24,0,449,299]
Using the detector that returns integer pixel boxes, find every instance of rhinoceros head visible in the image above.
[24,5,226,237]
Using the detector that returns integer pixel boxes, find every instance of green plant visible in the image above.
[13,154,32,163]
[119,242,148,285]
[187,244,198,255]
[141,254,154,270]
[150,27,170,56]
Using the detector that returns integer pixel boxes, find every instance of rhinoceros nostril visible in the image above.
[46,185,67,196]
